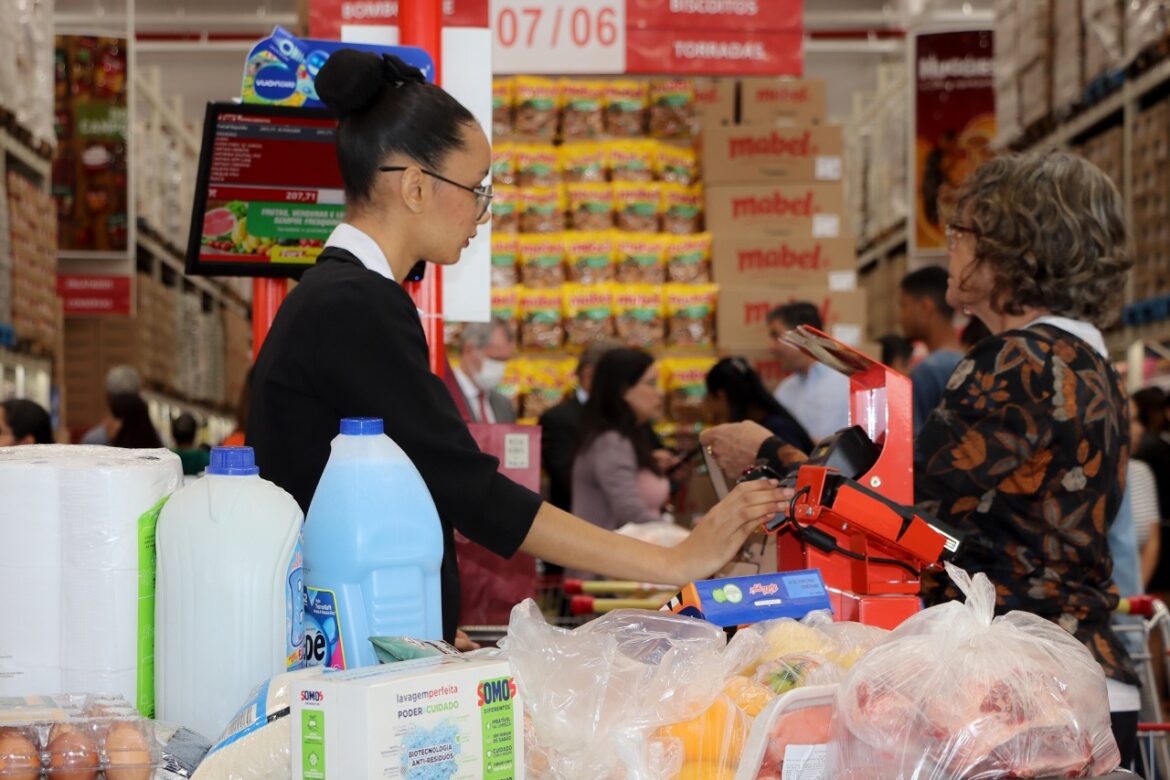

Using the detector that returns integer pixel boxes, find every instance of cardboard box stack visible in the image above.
[63,315,144,430]
[994,0,1020,143]
[8,170,60,355]
[1125,0,1169,67]
[704,82,864,384]
[1085,0,1125,85]
[1017,1,1053,129]
[223,307,251,412]
[136,273,178,392]
[1053,0,1084,115]
[1131,101,1170,297]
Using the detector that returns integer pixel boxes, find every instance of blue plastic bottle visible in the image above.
[302,418,444,669]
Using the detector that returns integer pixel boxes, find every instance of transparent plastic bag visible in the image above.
[744,609,888,675]
[501,598,762,780]
[827,564,1121,780]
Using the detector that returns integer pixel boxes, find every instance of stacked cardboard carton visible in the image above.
[1132,102,1170,297]
[1125,0,1168,67]
[703,83,864,383]
[1053,0,1084,115]
[1017,1,1053,130]
[223,307,251,413]
[1086,0,1125,84]
[8,170,59,354]
[136,272,177,392]
[63,316,144,430]
[994,0,1021,143]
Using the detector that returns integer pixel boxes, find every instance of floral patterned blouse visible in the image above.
[916,324,1137,685]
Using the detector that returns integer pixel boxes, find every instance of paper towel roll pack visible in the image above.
[0,445,183,715]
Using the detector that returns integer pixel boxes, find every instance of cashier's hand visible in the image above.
[454,629,480,652]
[700,421,776,479]
[671,479,792,583]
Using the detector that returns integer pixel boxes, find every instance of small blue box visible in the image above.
[665,569,832,628]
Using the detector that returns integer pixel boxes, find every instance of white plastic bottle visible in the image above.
[155,446,305,741]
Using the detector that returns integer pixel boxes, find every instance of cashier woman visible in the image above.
[246,50,790,643]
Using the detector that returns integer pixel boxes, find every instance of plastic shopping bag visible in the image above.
[827,564,1121,779]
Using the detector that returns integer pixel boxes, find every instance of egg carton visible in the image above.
[0,693,159,779]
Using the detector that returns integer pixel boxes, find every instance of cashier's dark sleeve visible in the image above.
[316,279,542,557]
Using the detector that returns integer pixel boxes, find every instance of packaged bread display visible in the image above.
[521,359,573,419]
[613,285,666,349]
[614,233,667,285]
[516,143,561,188]
[491,286,521,343]
[605,79,648,137]
[491,233,520,288]
[492,141,517,186]
[498,357,525,418]
[491,184,520,233]
[515,75,559,138]
[519,233,567,288]
[662,183,703,234]
[493,77,514,137]
[563,283,616,348]
[654,142,698,186]
[566,182,614,231]
[608,139,658,183]
[519,287,565,352]
[559,79,606,139]
[560,142,608,183]
[663,356,718,424]
[664,283,719,348]
[649,80,696,139]
[665,232,713,284]
[521,186,567,233]
[614,182,663,233]
[563,231,615,285]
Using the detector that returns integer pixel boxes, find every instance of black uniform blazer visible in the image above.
[247,247,542,641]
[538,394,585,511]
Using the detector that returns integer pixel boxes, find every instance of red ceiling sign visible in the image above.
[57,274,132,316]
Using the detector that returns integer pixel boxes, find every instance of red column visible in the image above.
[252,277,288,360]
[400,0,446,374]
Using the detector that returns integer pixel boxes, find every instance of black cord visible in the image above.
[831,547,920,576]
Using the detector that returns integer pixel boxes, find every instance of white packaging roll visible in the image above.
[60,568,140,671]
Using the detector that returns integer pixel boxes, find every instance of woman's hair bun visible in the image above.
[381,54,426,86]
[315,49,386,117]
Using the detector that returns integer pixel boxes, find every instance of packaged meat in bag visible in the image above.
[827,563,1121,780]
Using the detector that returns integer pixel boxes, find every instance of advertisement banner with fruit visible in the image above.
[53,35,130,258]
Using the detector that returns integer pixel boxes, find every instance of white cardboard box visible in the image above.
[291,655,523,780]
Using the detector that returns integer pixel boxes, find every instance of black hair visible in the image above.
[1133,387,1167,433]
[110,393,164,449]
[706,357,813,453]
[1,399,52,444]
[900,266,955,319]
[960,317,991,349]
[767,301,823,331]
[315,50,478,206]
[877,334,914,367]
[172,412,198,447]
[577,348,659,473]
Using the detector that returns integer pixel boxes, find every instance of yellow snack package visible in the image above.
[522,358,571,418]
[566,181,614,231]
[563,231,614,285]
[664,283,719,348]
[663,356,719,424]
[492,141,516,187]
[614,233,667,285]
[559,142,608,183]
[562,283,616,348]
[665,232,713,284]
[650,79,696,139]
[515,75,559,138]
[491,184,520,233]
[613,181,663,233]
[519,287,565,352]
[520,185,567,233]
[559,79,606,139]
[662,183,704,234]
[605,79,649,137]
[654,142,698,185]
[491,233,520,288]
[518,233,566,288]
[498,356,525,419]
[491,286,520,343]
[613,284,665,349]
[492,76,514,138]
[515,143,561,188]
[608,139,658,182]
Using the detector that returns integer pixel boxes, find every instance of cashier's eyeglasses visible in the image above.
[379,166,494,221]
[944,223,981,251]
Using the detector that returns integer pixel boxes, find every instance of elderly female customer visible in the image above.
[703,152,1139,764]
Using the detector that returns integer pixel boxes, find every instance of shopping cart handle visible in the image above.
[563,579,584,595]
[1119,595,1158,618]
[570,595,596,615]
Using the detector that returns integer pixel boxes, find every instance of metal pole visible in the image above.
[399,0,445,374]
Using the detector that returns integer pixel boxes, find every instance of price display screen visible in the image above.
[186,102,344,278]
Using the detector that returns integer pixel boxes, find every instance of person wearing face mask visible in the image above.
[246,50,791,646]
[453,319,516,424]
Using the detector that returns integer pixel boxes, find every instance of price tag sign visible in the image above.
[490,0,626,74]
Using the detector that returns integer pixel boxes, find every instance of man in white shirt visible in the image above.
[453,318,517,424]
[767,301,851,442]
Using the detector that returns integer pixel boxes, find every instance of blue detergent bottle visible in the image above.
[302,417,444,669]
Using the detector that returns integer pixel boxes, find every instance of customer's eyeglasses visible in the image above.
[380,166,493,221]
[944,223,980,251]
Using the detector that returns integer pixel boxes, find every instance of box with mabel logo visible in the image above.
[705,182,846,238]
[712,234,856,289]
[739,77,826,125]
[292,655,523,779]
[716,285,867,351]
[702,124,844,185]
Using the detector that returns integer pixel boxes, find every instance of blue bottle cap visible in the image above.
[208,446,260,476]
[340,417,384,436]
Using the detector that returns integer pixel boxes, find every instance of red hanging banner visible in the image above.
[626,0,802,33]
[57,274,132,316]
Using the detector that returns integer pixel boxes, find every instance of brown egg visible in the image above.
[103,721,153,780]
[48,726,99,780]
[0,729,40,780]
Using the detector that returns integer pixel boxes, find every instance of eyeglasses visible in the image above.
[945,222,980,251]
[379,166,493,221]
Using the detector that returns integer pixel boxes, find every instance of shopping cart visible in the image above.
[1116,594,1170,778]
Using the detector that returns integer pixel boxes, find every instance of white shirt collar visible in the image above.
[575,387,589,405]
[1025,315,1108,357]
[325,223,395,282]
[453,365,480,402]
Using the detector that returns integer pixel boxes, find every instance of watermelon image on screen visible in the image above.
[203,207,237,241]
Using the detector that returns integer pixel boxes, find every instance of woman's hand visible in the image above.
[700,421,775,479]
[667,479,792,584]
[652,448,680,473]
